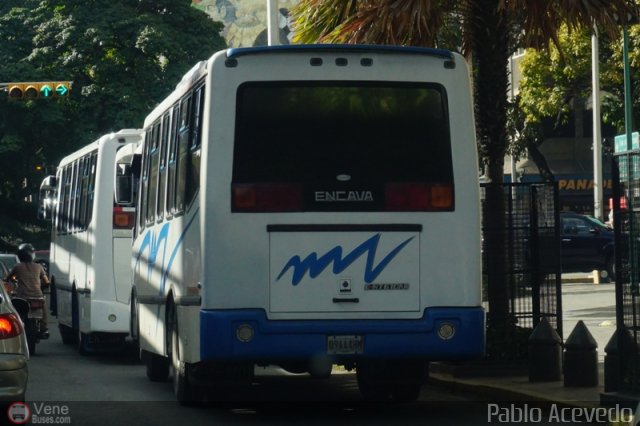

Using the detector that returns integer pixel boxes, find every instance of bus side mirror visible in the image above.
[114,163,134,205]
[115,175,132,204]
[38,175,57,221]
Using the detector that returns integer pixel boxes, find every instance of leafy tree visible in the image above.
[600,24,640,132]
[516,23,640,180]
[290,0,637,327]
[0,0,226,249]
[515,25,606,181]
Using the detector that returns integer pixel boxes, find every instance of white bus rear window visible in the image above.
[232,82,454,212]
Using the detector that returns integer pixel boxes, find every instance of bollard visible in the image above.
[528,317,562,382]
[564,320,598,387]
[604,328,635,393]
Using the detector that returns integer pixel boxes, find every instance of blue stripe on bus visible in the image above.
[199,307,484,360]
[226,44,455,61]
[159,208,199,296]
[134,208,200,334]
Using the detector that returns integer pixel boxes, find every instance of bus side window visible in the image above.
[175,95,191,214]
[157,112,170,221]
[187,85,204,204]
[167,104,180,216]
[138,133,151,231]
[85,152,98,228]
[57,167,69,234]
[146,122,161,225]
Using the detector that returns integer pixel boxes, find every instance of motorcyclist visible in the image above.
[5,243,49,338]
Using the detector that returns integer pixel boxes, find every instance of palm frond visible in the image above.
[503,0,639,49]
[290,0,359,44]
[291,0,455,47]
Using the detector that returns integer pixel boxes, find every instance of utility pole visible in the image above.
[592,28,603,221]
[267,0,279,46]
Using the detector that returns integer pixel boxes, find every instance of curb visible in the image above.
[428,374,602,408]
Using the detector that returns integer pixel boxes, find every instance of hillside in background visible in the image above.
[193,0,299,47]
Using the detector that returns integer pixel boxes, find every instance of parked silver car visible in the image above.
[0,269,29,402]
[0,254,19,271]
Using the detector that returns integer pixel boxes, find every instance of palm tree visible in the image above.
[290,0,637,327]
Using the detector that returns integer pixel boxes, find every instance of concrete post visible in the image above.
[528,317,562,382]
[604,328,635,393]
[564,320,598,387]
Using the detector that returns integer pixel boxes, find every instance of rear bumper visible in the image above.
[200,307,485,361]
[0,354,28,401]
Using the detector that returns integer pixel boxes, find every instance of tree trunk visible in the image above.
[471,0,511,326]
[527,144,555,183]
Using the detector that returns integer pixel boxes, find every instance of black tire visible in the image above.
[24,319,39,355]
[130,291,140,357]
[143,349,170,382]
[606,255,616,282]
[58,324,76,345]
[28,338,36,355]
[78,331,91,355]
[49,278,57,316]
[169,305,200,405]
[356,359,426,402]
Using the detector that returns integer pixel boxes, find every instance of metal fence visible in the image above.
[612,151,640,392]
[481,182,563,342]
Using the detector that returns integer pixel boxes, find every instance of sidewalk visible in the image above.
[429,362,609,408]
[562,272,606,284]
[422,274,628,413]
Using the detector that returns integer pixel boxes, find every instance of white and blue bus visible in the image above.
[130,45,484,403]
[40,129,143,354]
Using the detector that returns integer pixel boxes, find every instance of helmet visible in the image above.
[18,243,34,255]
[17,243,35,262]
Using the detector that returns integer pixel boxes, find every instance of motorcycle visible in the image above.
[4,277,48,355]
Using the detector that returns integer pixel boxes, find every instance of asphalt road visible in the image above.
[561,281,616,361]
[16,282,615,426]
[22,319,503,426]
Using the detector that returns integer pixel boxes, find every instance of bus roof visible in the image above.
[57,129,142,168]
[225,44,455,61]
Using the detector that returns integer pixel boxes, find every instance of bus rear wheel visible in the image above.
[130,291,140,358]
[170,308,200,405]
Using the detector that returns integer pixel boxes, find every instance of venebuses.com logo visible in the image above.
[7,402,71,424]
[7,402,30,424]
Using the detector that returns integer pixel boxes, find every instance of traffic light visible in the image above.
[6,81,72,100]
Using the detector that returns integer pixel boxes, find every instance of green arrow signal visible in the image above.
[40,85,53,98]
[55,84,68,96]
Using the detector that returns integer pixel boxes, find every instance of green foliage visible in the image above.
[518,23,640,166]
[519,26,593,125]
[0,0,226,249]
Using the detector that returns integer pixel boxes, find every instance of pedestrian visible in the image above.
[5,243,49,338]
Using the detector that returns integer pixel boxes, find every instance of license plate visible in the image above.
[327,335,364,354]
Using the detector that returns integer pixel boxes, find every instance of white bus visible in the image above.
[39,129,143,354]
[130,45,484,403]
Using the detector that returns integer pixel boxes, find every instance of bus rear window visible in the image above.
[232,82,454,212]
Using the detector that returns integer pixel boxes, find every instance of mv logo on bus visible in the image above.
[276,234,414,285]
[135,223,171,283]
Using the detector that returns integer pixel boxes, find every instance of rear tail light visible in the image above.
[385,183,454,211]
[29,299,45,310]
[113,206,135,229]
[232,183,303,212]
[0,313,23,339]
